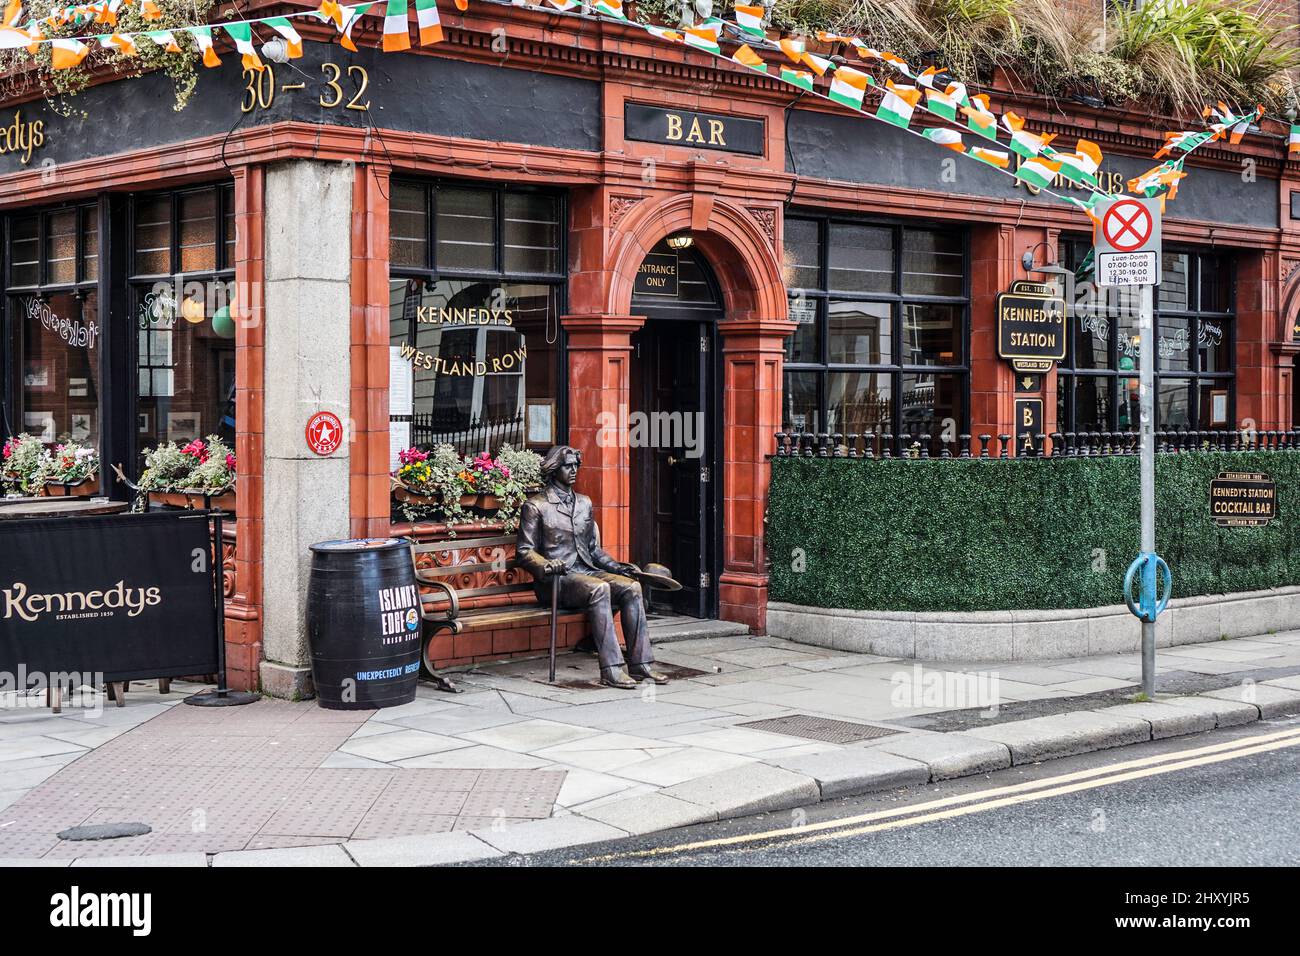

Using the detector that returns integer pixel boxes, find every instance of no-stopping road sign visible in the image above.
[1094,196,1162,287]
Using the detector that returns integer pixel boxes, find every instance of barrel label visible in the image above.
[378,583,421,644]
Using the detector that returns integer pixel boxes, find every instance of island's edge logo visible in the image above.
[0,109,46,165]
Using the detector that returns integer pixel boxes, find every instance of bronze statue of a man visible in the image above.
[516,446,668,689]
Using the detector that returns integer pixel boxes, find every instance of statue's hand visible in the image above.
[545,559,568,577]
[619,562,641,577]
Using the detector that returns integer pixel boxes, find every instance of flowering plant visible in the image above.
[37,441,99,486]
[392,443,542,531]
[2,434,51,495]
[137,435,236,493]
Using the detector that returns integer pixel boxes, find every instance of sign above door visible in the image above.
[624,103,765,156]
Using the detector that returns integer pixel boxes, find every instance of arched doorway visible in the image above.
[629,239,724,618]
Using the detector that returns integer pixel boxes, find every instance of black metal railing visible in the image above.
[409,412,525,458]
[773,429,1300,460]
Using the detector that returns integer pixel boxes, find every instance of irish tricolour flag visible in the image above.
[1001,112,1055,160]
[1054,139,1102,186]
[828,65,871,110]
[876,81,921,129]
[923,82,965,121]
[383,0,411,51]
[264,17,304,57]
[49,36,88,69]
[968,145,1009,168]
[961,93,996,140]
[922,128,964,152]
[224,21,263,70]
[734,3,765,37]
[594,0,625,18]
[683,26,721,55]
[732,43,766,73]
[780,67,813,92]
[1014,155,1063,190]
[188,26,221,67]
[1291,125,1300,156]
[1154,129,1213,159]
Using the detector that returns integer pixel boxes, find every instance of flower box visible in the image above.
[39,474,99,498]
[146,487,236,511]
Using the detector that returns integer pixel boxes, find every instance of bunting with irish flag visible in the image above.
[923,82,965,122]
[415,0,442,44]
[264,16,304,57]
[1014,154,1063,190]
[961,93,997,140]
[1053,139,1102,186]
[49,35,88,68]
[731,43,766,73]
[922,127,964,152]
[593,0,624,19]
[382,0,410,52]
[1291,125,1300,156]
[733,3,765,37]
[683,25,721,55]
[188,25,220,67]
[827,65,871,110]
[780,66,813,92]
[1001,111,1055,159]
[338,2,373,53]
[223,20,262,70]
[968,145,1010,168]
[876,81,921,129]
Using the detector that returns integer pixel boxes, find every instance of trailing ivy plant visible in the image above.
[0,0,216,115]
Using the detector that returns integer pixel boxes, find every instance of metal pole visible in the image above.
[1138,283,1157,698]
[548,574,559,684]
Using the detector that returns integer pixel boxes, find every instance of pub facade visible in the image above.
[1,3,1296,693]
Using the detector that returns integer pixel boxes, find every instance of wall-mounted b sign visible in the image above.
[306,411,344,456]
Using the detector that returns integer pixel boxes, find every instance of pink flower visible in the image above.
[499,465,510,479]
[398,447,427,465]
[472,452,494,472]
[225,453,237,472]
[182,440,210,464]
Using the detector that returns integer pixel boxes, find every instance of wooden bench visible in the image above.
[409,533,595,679]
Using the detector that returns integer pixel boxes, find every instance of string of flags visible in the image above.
[0,0,1280,215]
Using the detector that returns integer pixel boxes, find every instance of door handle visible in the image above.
[667,455,679,467]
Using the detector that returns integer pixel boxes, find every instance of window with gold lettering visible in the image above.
[781,215,968,452]
[130,184,237,466]
[1056,238,1233,433]
[388,181,565,460]
[4,204,102,452]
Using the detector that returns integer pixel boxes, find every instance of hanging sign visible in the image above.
[1209,472,1277,528]
[997,280,1066,373]
[1094,197,1162,287]
[305,411,344,456]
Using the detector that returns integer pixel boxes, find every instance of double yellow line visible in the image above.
[578,723,1300,863]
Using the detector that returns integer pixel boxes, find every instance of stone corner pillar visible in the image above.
[259,159,355,699]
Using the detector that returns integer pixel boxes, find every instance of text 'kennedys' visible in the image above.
[49,887,151,937]
[3,581,161,622]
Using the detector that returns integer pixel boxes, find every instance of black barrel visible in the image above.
[306,537,422,710]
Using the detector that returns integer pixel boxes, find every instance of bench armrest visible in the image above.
[414,573,460,623]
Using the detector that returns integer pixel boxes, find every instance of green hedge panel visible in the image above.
[767,453,1300,612]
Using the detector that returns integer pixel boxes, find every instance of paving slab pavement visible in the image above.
[4,628,1300,865]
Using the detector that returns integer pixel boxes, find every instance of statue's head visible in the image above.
[540,445,581,488]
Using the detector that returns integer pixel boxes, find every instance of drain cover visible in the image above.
[739,714,901,744]
[57,822,152,842]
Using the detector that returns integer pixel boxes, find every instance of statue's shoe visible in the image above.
[628,665,669,685]
[599,668,638,690]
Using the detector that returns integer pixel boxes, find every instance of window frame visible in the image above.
[782,212,971,444]
[1057,237,1235,433]
[387,178,569,449]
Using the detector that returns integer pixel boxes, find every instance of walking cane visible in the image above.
[548,571,559,684]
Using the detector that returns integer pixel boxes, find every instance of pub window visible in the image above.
[1056,239,1234,433]
[4,204,101,448]
[781,215,968,450]
[388,180,565,459]
[131,184,237,462]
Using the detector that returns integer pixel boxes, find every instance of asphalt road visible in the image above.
[525,717,1300,867]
